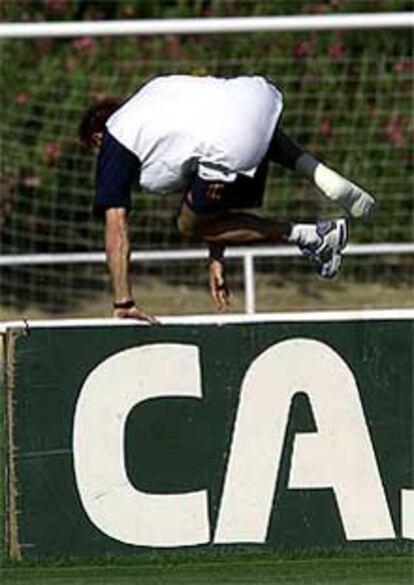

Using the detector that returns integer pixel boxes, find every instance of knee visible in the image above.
[177,209,200,241]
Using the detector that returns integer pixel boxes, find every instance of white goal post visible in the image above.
[0,12,413,38]
[1,12,413,314]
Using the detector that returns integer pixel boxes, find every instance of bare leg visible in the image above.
[177,201,292,245]
[177,200,347,313]
[177,201,307,312]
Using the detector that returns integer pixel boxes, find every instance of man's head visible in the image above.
[78,98,121,151]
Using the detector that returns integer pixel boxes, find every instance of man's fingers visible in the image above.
[211,280,230,311]
[136,310,161,325]
[113,306,161,324]
[211,285,222,310]
[217,283,230,307]
[209,259,230,311]
[219,289,230,310]
[146,313,161,325]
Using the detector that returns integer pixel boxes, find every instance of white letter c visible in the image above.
[73,343,209,547]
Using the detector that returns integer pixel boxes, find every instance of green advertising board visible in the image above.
[2,311,413,559]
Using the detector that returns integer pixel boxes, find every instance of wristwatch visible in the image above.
[113,299,135,309]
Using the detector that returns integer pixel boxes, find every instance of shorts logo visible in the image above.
[206,183,224,201]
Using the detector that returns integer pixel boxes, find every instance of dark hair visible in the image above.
[78,98,121,149]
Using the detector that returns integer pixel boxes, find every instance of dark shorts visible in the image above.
[183,156,270,214]
[182,113,287,215]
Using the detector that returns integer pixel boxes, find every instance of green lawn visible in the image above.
[1,556,413,585]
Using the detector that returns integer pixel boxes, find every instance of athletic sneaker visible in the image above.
[300,219,348,279]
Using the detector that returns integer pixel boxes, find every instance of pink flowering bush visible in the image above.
[14,92,30,105]
[72,37,98,57]
[329,41,346,62]
[43,142,61,164]
[293,40,315,60]
[44,0,69,16]
[319,119,333,138]
[385,113,406,148]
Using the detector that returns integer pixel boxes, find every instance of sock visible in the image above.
[288,223,320,248]
[295,153,375,218]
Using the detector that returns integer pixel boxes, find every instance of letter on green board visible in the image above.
[215,338,395,543]
[73,344,209,547]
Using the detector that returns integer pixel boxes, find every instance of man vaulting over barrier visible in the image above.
[79,75,375,323]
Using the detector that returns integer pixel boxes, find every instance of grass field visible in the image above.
[1,555,413,585]
[0,278,413,322]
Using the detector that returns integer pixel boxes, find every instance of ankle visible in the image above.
[296,154,350,203]
[288,223,320,248]
[295,152,319,180]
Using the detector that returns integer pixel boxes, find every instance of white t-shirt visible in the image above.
[106,75,283,194]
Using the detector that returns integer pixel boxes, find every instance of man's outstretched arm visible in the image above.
[208,243,230,311]
[105,208,159,323]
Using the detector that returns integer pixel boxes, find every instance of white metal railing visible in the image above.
[2,308,414,335]
[1,243,413,314]
[0,13,412,39]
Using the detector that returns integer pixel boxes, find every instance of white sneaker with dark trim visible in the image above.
[300,219,348,279]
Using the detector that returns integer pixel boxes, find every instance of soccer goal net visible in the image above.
[0,3,413,316]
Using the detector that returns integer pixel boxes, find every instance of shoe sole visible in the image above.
[336,218,348,250]
[319,219,348,279]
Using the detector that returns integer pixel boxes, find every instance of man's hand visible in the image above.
[113,303,160,324]
[105,209,160,324]
[209,258,230,311]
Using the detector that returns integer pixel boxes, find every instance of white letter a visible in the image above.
[215,338,395,543]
